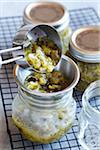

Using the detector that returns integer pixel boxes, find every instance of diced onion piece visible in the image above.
[46,65,54,73]
[28,53,41,69]
[39,77,47,85]
[27,81,39,90]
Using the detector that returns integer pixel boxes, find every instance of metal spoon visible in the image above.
[24,24,62,73]
[0,24,33,65]
[0,24,62,73]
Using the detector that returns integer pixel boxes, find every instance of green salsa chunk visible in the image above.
[24,71,69,93]
[24,37,61,73]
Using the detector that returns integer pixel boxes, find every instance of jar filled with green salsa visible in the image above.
[12,89,75,143]
[23,1,72,54]
[12,55,79,143]
[66,26,100,91]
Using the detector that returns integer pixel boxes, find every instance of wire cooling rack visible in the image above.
[0,8,100,150]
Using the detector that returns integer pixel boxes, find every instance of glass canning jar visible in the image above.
[12,89,76,144]
[78,80,100,150]
[12,55,80,143]
[66,26,100,91]
[23,1,72,54]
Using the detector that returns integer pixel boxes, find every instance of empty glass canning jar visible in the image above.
[78,80,100,150]
[12,55,79,143]
[23,1,72,54]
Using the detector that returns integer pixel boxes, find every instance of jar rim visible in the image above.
[23,1,69,27]
[70,26,100,63]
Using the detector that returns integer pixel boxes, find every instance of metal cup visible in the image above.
[13,55,80,100]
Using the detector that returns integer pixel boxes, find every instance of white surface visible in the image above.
[0,0,100,17]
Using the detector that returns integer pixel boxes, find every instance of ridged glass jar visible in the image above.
[12,55,80,143]
[78,80,100,150]
[12,88,76,143]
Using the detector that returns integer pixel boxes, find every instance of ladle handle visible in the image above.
[1,56,23,65]
[0,46,23,66]
[0,46,22,54]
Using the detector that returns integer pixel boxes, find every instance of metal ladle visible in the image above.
[0,24,33,65]
[0,24,62,73]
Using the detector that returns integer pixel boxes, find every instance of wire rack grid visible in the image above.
[0,7,100,150]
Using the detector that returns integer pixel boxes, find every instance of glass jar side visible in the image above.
[78,80,100,150]
[66,50,100,91]
[12,89,76,143]
[58,26,72,54]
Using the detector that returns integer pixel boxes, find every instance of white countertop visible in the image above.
[0,0,100,17]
